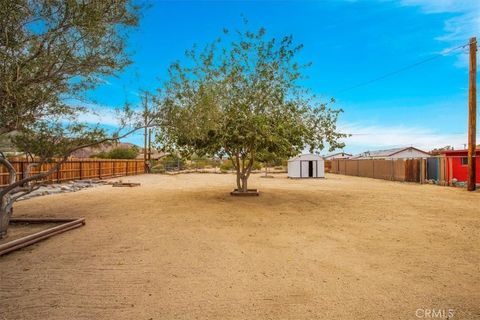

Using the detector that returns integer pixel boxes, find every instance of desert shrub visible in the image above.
[220,160,234,171]
[107,147,139,159]
[91,146,139,159]
[252,161,262,170]
[192,159,207,169]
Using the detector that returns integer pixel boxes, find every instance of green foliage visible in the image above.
[0,1,140,136]
[252,161,262,171]
[157,24,347,191]
[220,160,234,171]
[108,147,139,159]
[13,122,106,160]
[220,159,260,171]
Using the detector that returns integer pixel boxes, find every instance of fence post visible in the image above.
[391,160,395,181]
[112,160,115,177]
[448,157,453,186]
[125,161,128,176]
[372,160,375,178]
[79,161,83,180]
[98,161,101,179]
[419,159,424,184]
[21,161,26,181]
[57,162,61,183]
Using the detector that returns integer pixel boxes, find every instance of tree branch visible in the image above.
[0,158,16,186]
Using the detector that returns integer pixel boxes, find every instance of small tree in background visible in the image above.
[0,1,144,238]
[257,150,279,178]
[157,25,346,193]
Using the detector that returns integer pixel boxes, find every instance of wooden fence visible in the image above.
[324,160,332,173]
[0,159,145,186]
[330,158,424,183]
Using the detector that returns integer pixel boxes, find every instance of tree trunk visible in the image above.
[236,168,242,190]
[0,157,16,239]
[233,156,255,193]
[241,175,248,192]
[0,194,13,239]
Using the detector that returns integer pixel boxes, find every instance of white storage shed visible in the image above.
[288,154,325,178]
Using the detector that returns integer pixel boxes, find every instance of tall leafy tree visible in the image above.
[0,0,143,238]
[157,26,346,193]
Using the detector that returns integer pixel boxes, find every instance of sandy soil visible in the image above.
[0,173,478,320]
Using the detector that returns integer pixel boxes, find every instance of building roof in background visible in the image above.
[353,147,430,159]
[324,152,352,159]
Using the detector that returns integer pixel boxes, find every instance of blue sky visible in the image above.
[81,0,479,155]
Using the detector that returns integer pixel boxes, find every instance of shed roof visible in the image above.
[288,154,324,162]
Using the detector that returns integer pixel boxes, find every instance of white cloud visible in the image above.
[76,105,121,127]
[400,0,480,68]
[65,101,137,127]
[339,122,468,153]
[399,0,478,14]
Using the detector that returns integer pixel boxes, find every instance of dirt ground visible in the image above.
[0,173,478,320]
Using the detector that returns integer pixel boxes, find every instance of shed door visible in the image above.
[301,161,309,177]
[301,160,316,177]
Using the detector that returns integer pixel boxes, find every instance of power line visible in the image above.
[335,42,472,95]
[347,131,467,137]
[346,132,468,136]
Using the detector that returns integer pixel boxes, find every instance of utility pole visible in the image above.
[467,37,477,191]
[143,92,149,173]
[148,128,152,163]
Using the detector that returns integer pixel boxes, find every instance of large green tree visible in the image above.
[0,0,143,238]
[157,26,346,193]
